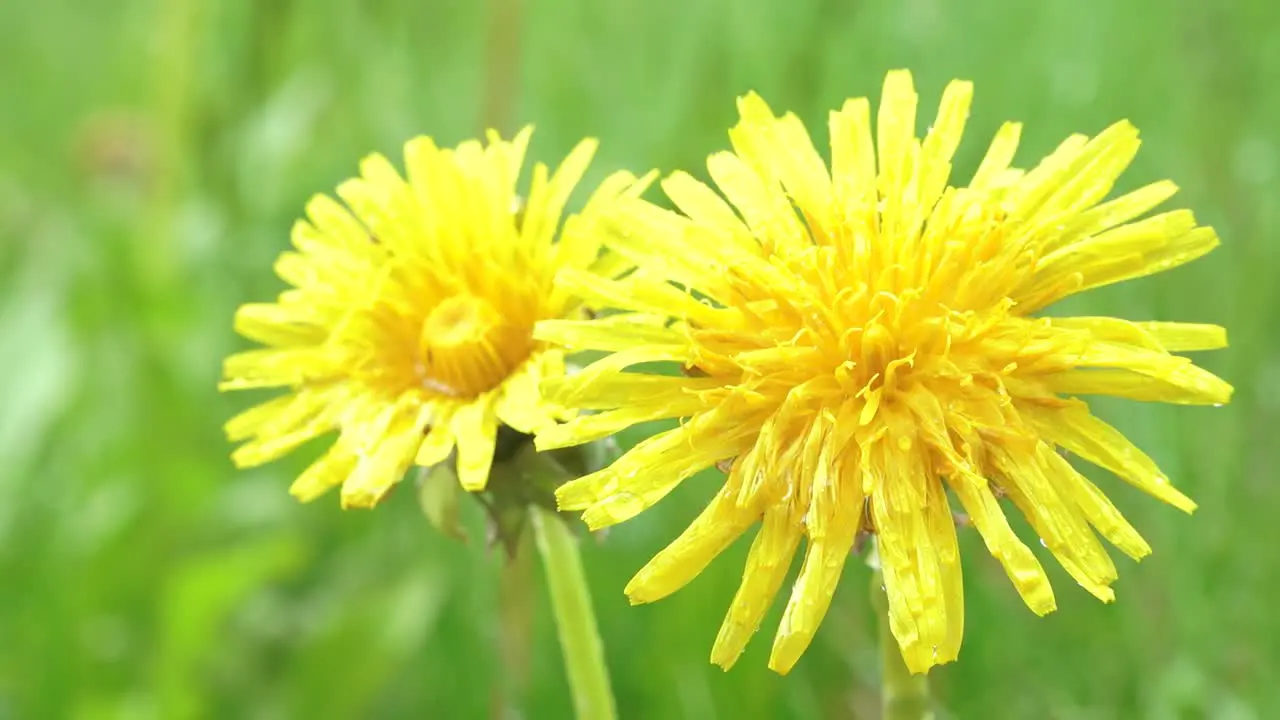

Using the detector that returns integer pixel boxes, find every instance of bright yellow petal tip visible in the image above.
[221,128,652,507]
[534,69,1232,675]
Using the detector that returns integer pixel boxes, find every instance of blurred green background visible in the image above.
[2,0,1277,717]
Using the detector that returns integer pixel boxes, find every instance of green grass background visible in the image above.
[1,0,1277,718]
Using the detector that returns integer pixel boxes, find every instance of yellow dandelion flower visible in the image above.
[534,70,1232,675]
[221,128,652,508]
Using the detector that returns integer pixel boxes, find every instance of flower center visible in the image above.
[418,295,525,398]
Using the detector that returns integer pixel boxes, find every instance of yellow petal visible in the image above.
[547,266,727,328]
[917,79,973,221]
[875,69,919,245]
[336,153,417,251]
[305,193,373,250]
[769,464,863,674]
[661,170,760,256]
[711,505,804,669]
[706,150,807,255]
[228,390,339,467]
[290,441,358,502]
[1046,179,1179,254]
[736,379,828,509]
[557,422,753,529]
[867,435,959,674]
[1134,322,1227,352]
[404,135,464,261]
[233,303,326,347]
[730,94,833,237]
[583,170,660,283]
[990,443,1118,602]
[537,403,698,451]
[947,471,1056,615]
[1021,213,1220,310]
[626,480,758,604]
[451,396,499,491]
[1071,341,1233,404]
[1022,401,1197,513]
[540,372,721,411]
[829,96,877,225]
[522,138,598,256]
[926,474,965,664]
[415,410,456,467]
[1004,132,1091,224]
[1041,450,1151,561]
[971,122,1023,190]
[225,393,300,442]
[1015,121,1141,238]
[230,426,323,469]
[340,404,428,509]
[494,355,560,435]
[539,346,700,405]
[220,347,338,391]
[534,314,686,353]
[1045,317,1227,354]
[553,169,654,275]
[483,125,533,199]
[1043,368,1229,405]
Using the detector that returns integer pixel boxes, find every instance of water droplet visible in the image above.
[880,584,887,593]
[1039,538,1048,548]
[931,645,938,660]
[1213,403,1225,408]
[600,492,645,522]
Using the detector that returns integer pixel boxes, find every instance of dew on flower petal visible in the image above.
[606,491,645,519]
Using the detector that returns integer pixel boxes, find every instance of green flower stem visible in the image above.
[493,528,534,718]
[531,504,617,720]
[869,545,933,720]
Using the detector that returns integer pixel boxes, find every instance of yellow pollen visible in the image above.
[418,295,522,398]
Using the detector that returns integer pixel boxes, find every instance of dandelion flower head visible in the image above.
[534,70,1232,674]
[222,129,651,508]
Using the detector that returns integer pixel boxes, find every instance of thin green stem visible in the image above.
[869,546,934,720]
[493,528,534,719]
[529,500,616,720]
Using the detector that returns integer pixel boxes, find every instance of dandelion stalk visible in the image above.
[493,528,534,718]
[869,543,933,720]
[520,447,617,720]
